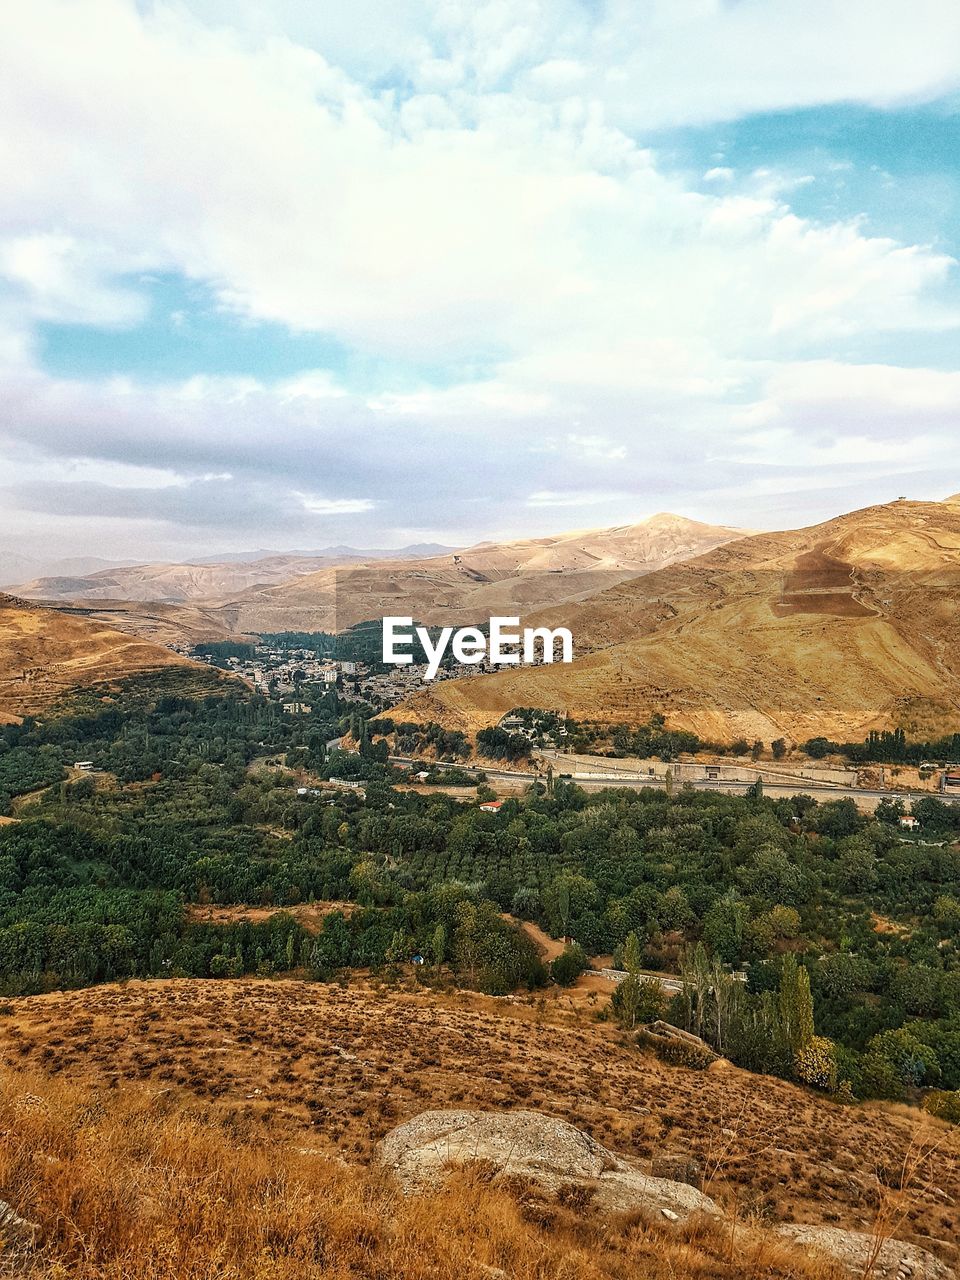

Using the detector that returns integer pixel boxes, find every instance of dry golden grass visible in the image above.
[0,977,956,1272]
[0,594,199,719]
[0,1062,860,1280]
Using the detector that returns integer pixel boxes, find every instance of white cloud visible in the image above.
[526,490,630,508]
[297,494,376,516]
[0,0,959,554]
[566,433,628,462]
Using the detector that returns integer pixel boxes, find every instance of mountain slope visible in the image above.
[4,977,957,1258]
[209,513,746,635]
[0,593,203,721]
[399,497,960,742]
[11,554,353,604]
[10,545,460,604]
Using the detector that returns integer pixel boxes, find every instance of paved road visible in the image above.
[388,755,531,782]
[388,755,959,810]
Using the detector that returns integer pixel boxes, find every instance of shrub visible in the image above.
[924,1090,960,1124]
[550,944,587,987]
[794,1036,837,1091]
[610,974,667,1030]
[637,1031,715,1070]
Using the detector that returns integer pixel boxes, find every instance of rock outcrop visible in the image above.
[775,1224,954,1280]
[0,1198,39,1256]
[377,1109,720,1222]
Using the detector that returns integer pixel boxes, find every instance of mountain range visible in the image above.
[7,497,960,742]
[5,513,743,642]
[7,543,458,602]
[401,495,960,743]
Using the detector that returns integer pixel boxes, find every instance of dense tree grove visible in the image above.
[2,682,960,1109]
[804,727,960,765]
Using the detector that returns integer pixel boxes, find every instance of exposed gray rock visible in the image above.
[377,1108,720,1223]
[775,1224,954,1280]
[0,1199,38,1255]
[651,1152,702,1188]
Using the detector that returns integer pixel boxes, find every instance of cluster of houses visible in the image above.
[192,644,358,708]
[351,658,499,711]
[193,639,492,713]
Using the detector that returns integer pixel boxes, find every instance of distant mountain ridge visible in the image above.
[9,543,460,603]
[8,514,745,642]
[196,513,748,636]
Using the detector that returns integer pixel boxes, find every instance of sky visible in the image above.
[2,0,960,564]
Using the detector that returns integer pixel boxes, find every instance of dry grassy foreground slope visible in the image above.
[0,593,202,721]
[400,497,960,743]
[1,1065,872,1280]
[0,978,956,1269]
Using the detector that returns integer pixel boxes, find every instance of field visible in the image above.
[1,977,956,1273]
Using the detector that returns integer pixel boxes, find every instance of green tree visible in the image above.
[551,943,587,987]
[611,973,666,1030]
[431,923,446,970]
[777,955,815,1062]
[623,929,643,975]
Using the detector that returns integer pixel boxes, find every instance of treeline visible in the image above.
[193,641,258,662]
[805,727,960,765]
[0,818,544,997]
[368,718,471,760]
[476,726,533,762]
[259,622,463,673]
[309,888,545,994]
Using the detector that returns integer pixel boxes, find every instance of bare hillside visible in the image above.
[209,513,746,635]
[10,553,348,604]
[47,598,255,647]
[0,593,203,721]
[398,497,960,742]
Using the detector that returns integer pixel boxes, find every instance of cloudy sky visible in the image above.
[2,0,960,563]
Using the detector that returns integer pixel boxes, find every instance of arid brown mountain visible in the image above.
[10,544,459,604]
[205,513,747,635]
[398,496,960,744]
[11,554,353,604]
[7,517,742,645]
[47,599,255,648]
[0,593,204,721]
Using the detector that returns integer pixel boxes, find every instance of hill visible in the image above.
[11,553,356,604]
[10,544,460,605]
[45,598,255,648]
[0,1059,861,1280]
[397,497,960,743]
[0,593,204,721]
[1,977,956,1276]
[207,513,745,635]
